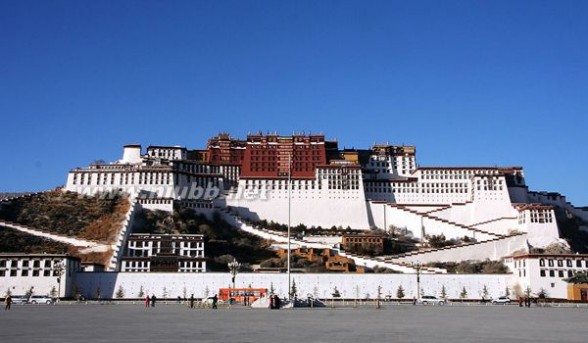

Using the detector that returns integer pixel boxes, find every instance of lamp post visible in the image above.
[55,260,64,303]
[227,258,241,302]
[287,152,292,301]
[412,261,421,302]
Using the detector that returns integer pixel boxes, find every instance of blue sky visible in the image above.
[1,0,587,205]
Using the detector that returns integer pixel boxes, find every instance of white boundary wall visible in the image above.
[74,272,513,301]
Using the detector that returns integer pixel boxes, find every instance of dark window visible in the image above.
[548,259,554,267]
[549,270,555,277]
[539,259,545,267]
[540,270,546,277]
[557,260,563,267]
[558,270,564,278]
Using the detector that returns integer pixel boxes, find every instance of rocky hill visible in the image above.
[133,208,277,271]
[0,190,129,242]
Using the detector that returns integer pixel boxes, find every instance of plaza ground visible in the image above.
[1,302,587,343]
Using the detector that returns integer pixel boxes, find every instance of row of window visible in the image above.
[539,259,587,268]
[0,269,59,277]
[540,269,588,278]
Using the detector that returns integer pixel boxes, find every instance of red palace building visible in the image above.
[199,131,341,180]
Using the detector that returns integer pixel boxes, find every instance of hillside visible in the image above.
[0,226,72,254]
[0,189,129,243]
[133,208,277,271]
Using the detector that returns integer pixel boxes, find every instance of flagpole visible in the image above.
[287,152,292,301]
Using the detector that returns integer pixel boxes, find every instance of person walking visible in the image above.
[212,294,218,309]
[4,294,12,310]
[151,294,157,308]
[189,294,195,309]
[145,295,150,308]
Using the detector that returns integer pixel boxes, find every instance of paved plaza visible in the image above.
[1,303,587,343]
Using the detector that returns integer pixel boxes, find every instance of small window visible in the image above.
[566,260,573,267]
[558,270,564,278]
[549,270,555,277]
[577,260,582,267]
[540,270,546,277]
[539,259,545,267]
[548,259,554,267]
[557,260,563,267]
[21,270,29,276]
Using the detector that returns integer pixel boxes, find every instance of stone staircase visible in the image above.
[216,208,444,274]
[379,232,528,265]
[0,218,106,248]
[108,194,139,271]
[395,205,502,239]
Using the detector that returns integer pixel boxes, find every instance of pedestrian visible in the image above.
[151,294,157,307]
[518,296,523,307]
[212,294,218,309]
[413,297,417,305]
[275,295,281,309]
[270,294,275,309]
[145,295,150,308]
[189,294,195,309]
[4,294,12,310]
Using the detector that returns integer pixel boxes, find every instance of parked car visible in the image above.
[28,295,53,304]
[201,296,223,307]
[491,296,511,304]
[418,295,446,305]
[10,295,28,305]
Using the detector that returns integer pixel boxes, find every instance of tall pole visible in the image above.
[287,152,292,300]
[383,203,387,234]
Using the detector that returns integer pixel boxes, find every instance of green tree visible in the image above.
[396,285,405,299]
[537,288,548,299]
[440,285,448,300]
[50,286,57,299]
[116,285,125,299]
[289,279,298,299]
[481,285,489,300]
[524,286,532,299]
[459,287,468,301]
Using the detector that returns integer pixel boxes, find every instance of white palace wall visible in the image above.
[227,182,371,230]
[74,272,512,301]
[392,234,528,265]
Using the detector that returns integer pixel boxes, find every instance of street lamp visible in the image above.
[412,261,422,301]
[55,260,64,303]
[227,258,241,301]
